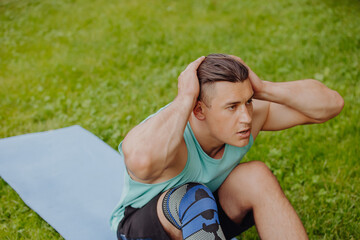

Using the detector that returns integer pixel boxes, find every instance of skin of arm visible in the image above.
[122,56,205,183]
[230,56,345,138]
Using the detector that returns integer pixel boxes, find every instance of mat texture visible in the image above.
[0,125,124,240]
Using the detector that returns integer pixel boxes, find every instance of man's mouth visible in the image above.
[238,128,250,133]
[238,129,249,134]
[237,128,251,138]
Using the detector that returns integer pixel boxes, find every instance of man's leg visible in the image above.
[217,160,308,239]
[157,160,308,239]
[157,183,225,240]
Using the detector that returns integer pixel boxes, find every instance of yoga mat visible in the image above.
[0,125,124,240]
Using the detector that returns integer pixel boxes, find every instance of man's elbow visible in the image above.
[328,90,344,118]
[122,142,158,181]
[334,91,345,115]
[318,90,344,123]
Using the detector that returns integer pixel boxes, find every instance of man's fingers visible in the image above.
[229,55,247,67]
[184,56,205,72]
[229,55,262,83]
[191,56,206,69]
[229,55,255,75]
[229,55,259,80]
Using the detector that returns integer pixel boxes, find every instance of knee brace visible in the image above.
[162,183,225,240]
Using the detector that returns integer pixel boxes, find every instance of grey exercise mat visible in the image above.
[0,125,124,240]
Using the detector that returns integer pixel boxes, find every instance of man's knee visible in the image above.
[235,161,281,196]
[246,160,273,178]
[162,183,225,240]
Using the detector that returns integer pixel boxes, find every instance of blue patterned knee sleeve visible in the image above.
[162,183,225,240]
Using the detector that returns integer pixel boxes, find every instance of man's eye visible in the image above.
[228,106,235,110]
[246,99,253,105]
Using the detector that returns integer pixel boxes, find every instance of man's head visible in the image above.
[197,53,249,107]
[194,54,254,148]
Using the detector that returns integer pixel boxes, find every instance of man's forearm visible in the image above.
[257,79,344,122]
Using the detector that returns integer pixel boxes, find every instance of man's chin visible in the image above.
[229,138,250,148]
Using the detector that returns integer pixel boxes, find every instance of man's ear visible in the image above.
[193,101,206,120]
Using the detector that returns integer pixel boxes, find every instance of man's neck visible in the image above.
[189,115,225,159]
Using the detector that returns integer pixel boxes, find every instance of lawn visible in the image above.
[0,0,359,239]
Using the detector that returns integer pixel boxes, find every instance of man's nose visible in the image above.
[238,106,252,124]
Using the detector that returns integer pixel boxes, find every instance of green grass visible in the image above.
[0,0,359,239]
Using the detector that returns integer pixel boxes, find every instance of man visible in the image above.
[110,54,344,240]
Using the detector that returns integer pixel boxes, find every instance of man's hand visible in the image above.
[177,56,205,103]
[230,55,266,99]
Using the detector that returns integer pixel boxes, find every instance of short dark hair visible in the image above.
[197,53,249,106]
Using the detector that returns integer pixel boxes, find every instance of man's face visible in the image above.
[202,79,254,147]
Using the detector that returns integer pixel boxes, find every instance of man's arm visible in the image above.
[231,56,344,137]
[255,79,344,130]
[122,56,205,183]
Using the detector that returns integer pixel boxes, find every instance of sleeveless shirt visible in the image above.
[109,106,254,231]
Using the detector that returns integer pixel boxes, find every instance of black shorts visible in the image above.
[117,189,255,240]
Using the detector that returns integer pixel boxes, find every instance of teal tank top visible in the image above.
[110,107,254,231]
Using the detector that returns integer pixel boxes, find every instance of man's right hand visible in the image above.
[177,56,205,104]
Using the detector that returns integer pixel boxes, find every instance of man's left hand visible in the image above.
[230,55,266,99]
